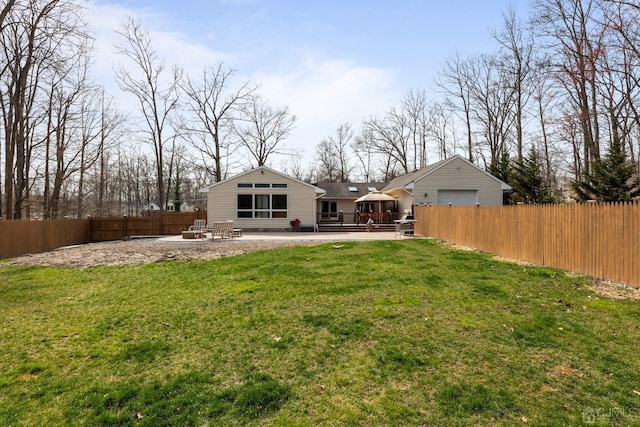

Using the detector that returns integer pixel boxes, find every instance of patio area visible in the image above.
[160,231,411,243]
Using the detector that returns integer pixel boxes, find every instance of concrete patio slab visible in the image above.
[159,231,418,243]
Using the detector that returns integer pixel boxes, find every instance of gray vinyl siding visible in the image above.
[414,157,503,207]
[207,169,318,229]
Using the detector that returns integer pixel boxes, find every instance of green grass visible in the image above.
[1,239,639,426]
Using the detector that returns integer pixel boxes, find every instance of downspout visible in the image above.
[402,187,415,214]
[314,191,326,232]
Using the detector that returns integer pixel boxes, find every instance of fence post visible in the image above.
[123,215,127,240]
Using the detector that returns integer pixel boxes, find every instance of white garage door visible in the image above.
[437,190,478,206]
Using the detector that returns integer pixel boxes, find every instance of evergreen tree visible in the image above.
[511,147,556,204]
[572,138,640,202]
[489,151,514,204]
[173,181,182,212]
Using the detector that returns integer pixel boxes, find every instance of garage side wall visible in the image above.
[414,157,504,207]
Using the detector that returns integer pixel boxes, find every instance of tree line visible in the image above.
[2,0,639,220]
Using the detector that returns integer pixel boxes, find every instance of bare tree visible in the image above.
[435,53,475,162]
[314,122,354,182]
[0,1,17,30]
[402,89,430,168]
[314,138,340,182]
[41,33,96,219]
[280,154,309,181]
[0,0,89,218]
[114,17,180,211]
[74,87,126,217]
[361,112,410,175]
[180,62,256,183]
[232,94,296,167]
[90,89,127,216]
[492,4,535,162]
[599,0,640,166]
[427,102,457,160]
[351,127,375,182]
[467,53,518,170]
[533,0,605,175]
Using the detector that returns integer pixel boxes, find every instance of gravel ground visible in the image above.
[0,237,325,268]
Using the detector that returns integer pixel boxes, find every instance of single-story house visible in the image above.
[199,166,325,230]
[382,154,511,213]
[199,156,510,230]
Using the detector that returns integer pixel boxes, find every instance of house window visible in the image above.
[255,183,270,188]
[237,194,253,218]
[237,183,253,188]
[254,194,270,218]
[322,201,338,218]
[272,183,288,189]
[238,194,288,218]
[349,186,358,192]
[272,194,288,218]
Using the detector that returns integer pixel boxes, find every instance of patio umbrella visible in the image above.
[353,191,396,203]
[354,191,397,215]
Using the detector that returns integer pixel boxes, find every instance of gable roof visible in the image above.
[198,165,326,194]
[382,158,450,192]
[382,155,511,191]
[315,182,386,198]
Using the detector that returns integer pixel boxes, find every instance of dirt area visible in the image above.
[587,279,640,301]
[1,238,323,268]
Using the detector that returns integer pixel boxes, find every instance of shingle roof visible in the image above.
[199,165,326,193]
[381,155,511,191]
[381,157,450,191]
[315,182,386,198]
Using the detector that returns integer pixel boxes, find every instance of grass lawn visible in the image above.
[1,239,639,426]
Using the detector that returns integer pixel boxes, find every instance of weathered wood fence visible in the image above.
[0,218,91,260]
[0,212,207,259]
[414,202,640,288]
[89,211,206,241]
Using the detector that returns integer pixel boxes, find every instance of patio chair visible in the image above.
[211,220,234,239]
[186,219,206,239]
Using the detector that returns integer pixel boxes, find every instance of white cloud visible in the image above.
[84,2,401,168]
[253,56,398,162]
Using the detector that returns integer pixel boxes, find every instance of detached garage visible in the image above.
[382,155,511,212]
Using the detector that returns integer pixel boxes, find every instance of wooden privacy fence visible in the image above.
[414,203,640,288]
[0,212,207,259]
[0,218,91,260]
[89,211,207,241]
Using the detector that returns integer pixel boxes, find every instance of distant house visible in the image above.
[140,201,162,217]
[140,199,195,215]
[382,155,511,213]
[166,199,195,212]
[200,166,325,230]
